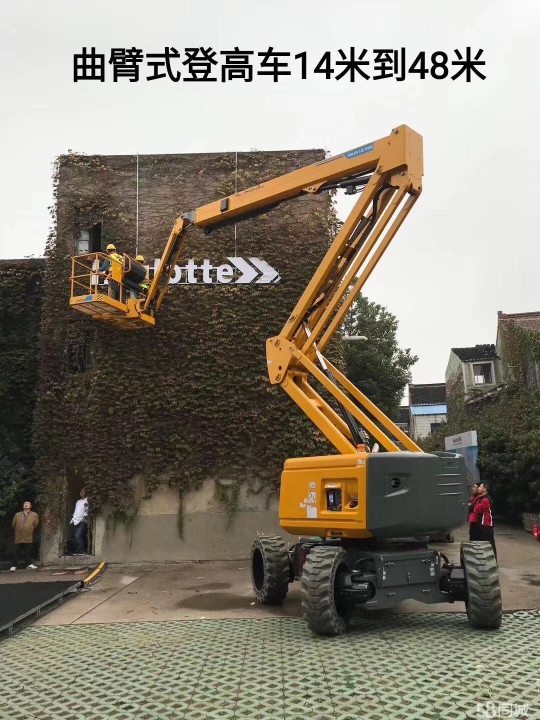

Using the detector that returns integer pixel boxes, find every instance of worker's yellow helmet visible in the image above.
[135,254,145,262]
[106,243,116,251]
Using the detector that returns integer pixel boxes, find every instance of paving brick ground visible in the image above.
[1,612,539,720]
[1,525,539,718]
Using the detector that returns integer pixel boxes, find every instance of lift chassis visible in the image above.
[251,535,501,636]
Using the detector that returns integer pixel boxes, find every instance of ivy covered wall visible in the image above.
[498,318,540,388]
[33,150,341,532]
[0,259,44,555]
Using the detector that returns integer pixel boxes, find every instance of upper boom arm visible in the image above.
[144,125,422,315]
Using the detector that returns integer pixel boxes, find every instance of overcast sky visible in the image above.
[1,0,539,389]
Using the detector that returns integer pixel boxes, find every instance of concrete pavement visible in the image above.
[0,522,532,626]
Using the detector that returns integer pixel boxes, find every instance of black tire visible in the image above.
[300,546,353,636]
[250,535,290,605]
[461,541,502,629]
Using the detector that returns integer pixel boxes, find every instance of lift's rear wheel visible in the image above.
[301,546,353,636]
[461,541,502,629]
[250,535,290,605]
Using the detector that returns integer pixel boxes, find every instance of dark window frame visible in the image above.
[473,362,493,385]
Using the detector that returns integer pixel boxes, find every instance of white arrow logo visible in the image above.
[227,257,280,284]
[249,257,281,284]
[227,257,259,284]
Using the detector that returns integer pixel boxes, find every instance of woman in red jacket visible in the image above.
[471,482,497,560]
[468,483,482,540]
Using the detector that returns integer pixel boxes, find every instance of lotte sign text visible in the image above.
[151,257,280,285]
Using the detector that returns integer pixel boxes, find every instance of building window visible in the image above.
[76,223,102,255]
[76,230,90,254]
[473,363,493,385]
[430,423,442,433]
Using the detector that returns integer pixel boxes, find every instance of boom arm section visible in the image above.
[144,125,423,455]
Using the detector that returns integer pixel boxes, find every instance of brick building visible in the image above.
[31,149,336,564]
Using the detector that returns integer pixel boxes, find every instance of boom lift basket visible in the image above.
[69,252,155,329]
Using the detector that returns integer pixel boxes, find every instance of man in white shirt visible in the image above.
[70,489,89,555]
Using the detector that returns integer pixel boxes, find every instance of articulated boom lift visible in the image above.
[69,125,502,635]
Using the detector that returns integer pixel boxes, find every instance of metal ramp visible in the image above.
[0,581,80,637]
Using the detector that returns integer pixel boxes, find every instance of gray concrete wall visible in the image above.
[99,480,285,562]
[445,351,463,386]
[40,526,63,565]
[41,479,287,564]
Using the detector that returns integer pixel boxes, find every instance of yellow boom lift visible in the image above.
[69,125,501,635]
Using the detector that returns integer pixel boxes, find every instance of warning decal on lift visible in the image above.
[301,488,318,518]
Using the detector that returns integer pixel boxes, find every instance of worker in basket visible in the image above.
[99,243,124,301]
[135,255,150,297]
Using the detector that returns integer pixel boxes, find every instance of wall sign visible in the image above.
[444,430,480,489]
[151,257,280,285]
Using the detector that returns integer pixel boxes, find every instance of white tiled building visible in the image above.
[445,344,502,399]
[408,383,447,440]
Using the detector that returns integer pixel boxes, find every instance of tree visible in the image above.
[420,385,540,520]
[342,293,418,420]
[0,448,32,520]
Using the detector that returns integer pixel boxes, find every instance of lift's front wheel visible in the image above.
[250,535,290,605]
[300,546,353,636]
[461,541,502,629]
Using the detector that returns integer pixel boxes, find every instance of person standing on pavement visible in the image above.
[472,482,497,560]
[10,501,39,571]
[70,489,89,555]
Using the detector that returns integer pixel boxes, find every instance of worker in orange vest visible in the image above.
[135,254,150,296]
[99,244,124,300]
